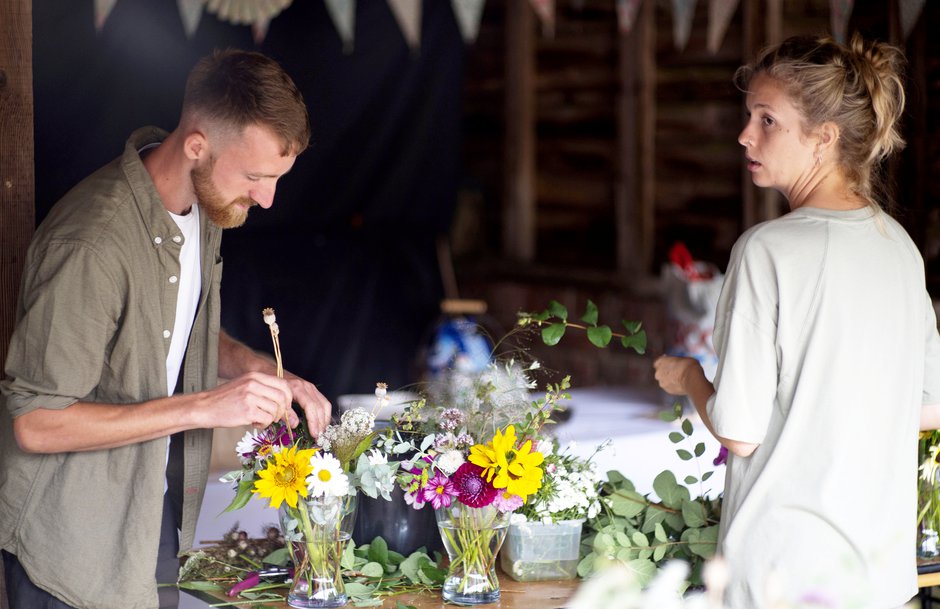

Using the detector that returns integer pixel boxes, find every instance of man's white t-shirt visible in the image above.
[707,206,940,608]
[166,204,202,396]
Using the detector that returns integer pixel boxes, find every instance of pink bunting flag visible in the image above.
[616,0,642,35]
[94,0,119,31]
[706,0,739,54]
[387,0,422,51]
[528,0,555,37]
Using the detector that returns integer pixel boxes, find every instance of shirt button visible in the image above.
[172,235,182,243]
[169,275,178,284]
[154,237,162,245]
[163,330,171,338]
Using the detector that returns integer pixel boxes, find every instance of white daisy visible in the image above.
[235,430,260,464]
[306,452,350,497]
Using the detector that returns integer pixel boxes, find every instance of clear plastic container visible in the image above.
[500,519,584,582]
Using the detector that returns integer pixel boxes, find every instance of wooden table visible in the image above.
[186,576,579,609]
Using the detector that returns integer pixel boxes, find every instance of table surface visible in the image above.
[185,575,580,609]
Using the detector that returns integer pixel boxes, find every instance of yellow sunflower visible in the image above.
[253,445,317,509]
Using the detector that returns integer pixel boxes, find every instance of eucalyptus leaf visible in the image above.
[626,558,657,587]
[681,499,707,528]
[653,544,667,562]
[702,471,714,482]
[653,522,668,543]
[262,547,291,566]
[676,449,693,461]
[681,419,694,436]
[653,471,686,509]
[684,475,698,485]
[631,531,649,547]
[694,442,706,457]
[608,489,646,517]
[668,431,684,444]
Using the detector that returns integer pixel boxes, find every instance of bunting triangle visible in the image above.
[95,0,119,31]
[671,0,698,51]
[899,0,925,40]
[829,0,854,44]
[450,0,486,44]
[252,17,271,44]
[178,0,207,38]
[706,0,739,54]
[529,0,555,37]
[325,0,356,53]
[387,0,422,51]
[616,0,642,35]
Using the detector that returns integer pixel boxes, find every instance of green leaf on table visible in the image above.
[653,470,690,509]
[668,431,684,444]
[177,581,224,592]
[547,300,568,320]
[581,300,599,325]
[361,562,384,578]
[681,419,694,436]
[676,449,693,461]
[542,323,567,346]
[262,547,291,566]
[702,471,714,482]
[681,499,707,528]
[626,558,657,587]
[419,561,447,585]
[342,540,358,570]
[367,537,388,565]
[684,475,698,485]
[587,325,613,348]
[608,488,646,517]
[694,442,706,457]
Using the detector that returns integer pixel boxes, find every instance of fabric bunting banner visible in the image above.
[450,0,487,44]
[324,0,356,53]
[899,0,925,40]
[829,0,854,44]
[616,0,643,35]
[177,0,206,38]
[706,0,739,54]
[671,0,698,50]
[387,0,422,51]
[529,0,556,37]
[94,0,119,31]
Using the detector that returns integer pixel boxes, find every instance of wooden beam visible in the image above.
[503,0,536,262]
[614,0,655,275]
[0,1,34,368]
[0,3,33,604]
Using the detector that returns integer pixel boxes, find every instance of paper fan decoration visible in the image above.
[204,0,293,26]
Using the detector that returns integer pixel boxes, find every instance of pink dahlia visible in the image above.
[452,462,498,508]
[420,471,458,509]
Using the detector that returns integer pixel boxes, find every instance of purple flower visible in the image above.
[403,488,426,510]
[420,471,458,509]
[492,491,524,513]
[452,462,498,508]
[713,446,729,467]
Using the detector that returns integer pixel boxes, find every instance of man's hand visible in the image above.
[653,355,705,396]
[200,371,299,429]
[283,371,331,435]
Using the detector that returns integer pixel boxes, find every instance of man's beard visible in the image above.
[191,159,255,229]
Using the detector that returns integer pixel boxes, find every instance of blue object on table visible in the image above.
[425,315,492,377]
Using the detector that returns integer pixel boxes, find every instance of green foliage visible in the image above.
[577,405,723,588]
[519,299,647,354]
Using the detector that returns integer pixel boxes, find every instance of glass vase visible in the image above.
[919,432,940,559]
[279,493,358,608]
[435,503,510,605]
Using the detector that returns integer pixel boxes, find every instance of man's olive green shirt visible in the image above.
[0,127,223,609]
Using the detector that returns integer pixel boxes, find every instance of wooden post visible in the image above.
[0,3,33,603]
[615,0,655,276]
[0,0,34,368]
[503,0,536,262]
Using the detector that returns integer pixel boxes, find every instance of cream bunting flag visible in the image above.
[387,0,422,51]
[899,0,925,40]
[325,0,356,53]
[204,0,293,26]
[706,0,739,54]
[450,0,486,44]
[671,0,698,51]
[829,0,853,44]
[177,0,207,38]
[252,17,271,44]
[529,0,555,37]
[94,0,119,31]
[616,0,642,35]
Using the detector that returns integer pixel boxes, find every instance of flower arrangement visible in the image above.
[918,430,940,557]
[219,308,398,607]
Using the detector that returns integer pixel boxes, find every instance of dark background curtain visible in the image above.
[32,0,466,404]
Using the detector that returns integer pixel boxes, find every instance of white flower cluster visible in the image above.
[317,407,375,452]
[528,461,603,522]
